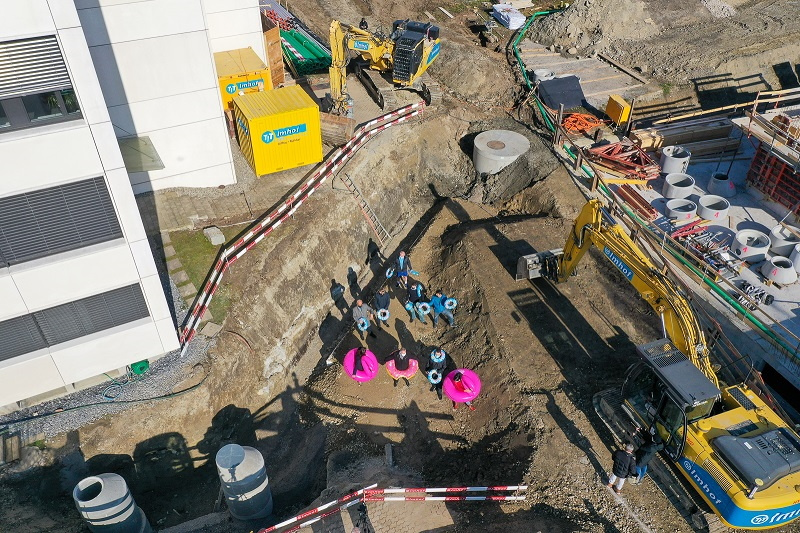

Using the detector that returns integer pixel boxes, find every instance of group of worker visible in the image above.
[349,345,477,410]
[350,250,457,339]
[607,428,665,494]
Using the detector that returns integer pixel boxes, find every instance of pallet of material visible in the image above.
[680,136,741,157]
[630,117,733,151]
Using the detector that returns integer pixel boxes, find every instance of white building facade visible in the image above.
[1,0,265,411]
[75,0,266,193]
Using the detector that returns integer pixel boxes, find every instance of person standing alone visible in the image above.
[607,443,637,494]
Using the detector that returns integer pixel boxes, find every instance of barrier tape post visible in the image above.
[255,484,377,533]
[364,495,527,502]
[365,485,527,494]
[179,104,424,351]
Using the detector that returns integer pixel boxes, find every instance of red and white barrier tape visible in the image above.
[365,485,527,494]
[280,37,304,61]
[256,484,376,533]
[287,498,363,531]
[179,102,424,352]
[363,495,527,502]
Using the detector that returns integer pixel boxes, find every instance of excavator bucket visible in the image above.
[516,249,563,281]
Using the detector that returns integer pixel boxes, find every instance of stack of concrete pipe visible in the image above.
[762,256,799,284]
[660,146,691,174]
[472,130,530,175]
[769,225,800,257]
[696,195,730,221]
[708,172,736,198]
[73,474,152,533]
[731,230,771,262]
[216,444,273,520]
[662,173,695,199]
[665,198,697,220]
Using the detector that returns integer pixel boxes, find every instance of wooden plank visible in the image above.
[530,57,598,68]
[438,6,454,18]
[597,53,648,83]
[584,83,643,98]
[424,10,436,20]
[581,73,625,84]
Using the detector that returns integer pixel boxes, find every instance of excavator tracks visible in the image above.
[420,72,442,107]
[356,64,398,111]
[593,389,729,533]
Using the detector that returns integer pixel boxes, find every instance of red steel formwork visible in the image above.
[747,143,800,215]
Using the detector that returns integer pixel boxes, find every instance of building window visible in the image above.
[0,284,150,362]
[0,36,81,131]
[22,91,64,122]
[0,177,123,267]
[0,103,9,128]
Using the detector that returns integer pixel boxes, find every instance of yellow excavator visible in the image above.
[328,19,442,115]
[517,199,800,530]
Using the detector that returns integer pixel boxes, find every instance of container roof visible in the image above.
[214,48,267,77]
[234,85,318,119]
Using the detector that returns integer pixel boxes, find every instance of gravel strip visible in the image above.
[0,275,216,444]
[702,0,736,18]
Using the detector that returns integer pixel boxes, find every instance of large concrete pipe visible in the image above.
[665,198,697,220]
[731,230,771,262]
[769,225,800,257]
[662,173,695,199]
[216,444,273,520]
[790,244,800,273]
[472,130,530,175]
[660,146,691,174]
[762,256,798,285]
[707,172,736,198]
[697,195,730,221]
[73,474,152,533]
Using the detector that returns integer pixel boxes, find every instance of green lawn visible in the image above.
[168,224,251,324]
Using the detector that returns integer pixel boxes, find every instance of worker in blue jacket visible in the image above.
[429,289,455,328]
[394,250,412,288]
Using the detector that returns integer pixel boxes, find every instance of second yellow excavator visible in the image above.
[518,199,800,530]
[328,19,442,115]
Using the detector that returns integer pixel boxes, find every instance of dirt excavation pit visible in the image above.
[1,165,695,532]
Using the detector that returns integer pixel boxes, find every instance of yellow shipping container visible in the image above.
[234,86,323,176]
[215,48,272,110]
[606,94,631,125]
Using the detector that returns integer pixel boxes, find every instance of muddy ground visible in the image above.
[2,0,799,531]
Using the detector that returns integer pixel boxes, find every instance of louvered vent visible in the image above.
[0,284,150,361]
[0,177,123,266]
[0,35,71,99]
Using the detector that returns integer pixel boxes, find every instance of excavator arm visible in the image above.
[520,199,718,386]
[329,20,395,114]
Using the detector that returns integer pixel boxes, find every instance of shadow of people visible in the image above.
[330,278,348,315]
[394,319,419,355]
[365,237,386,268]
[347,266,361,299]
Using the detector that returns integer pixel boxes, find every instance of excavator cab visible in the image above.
[390,20,440,84]
[621,340,720,461]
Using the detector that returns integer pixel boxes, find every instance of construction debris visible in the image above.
[630,117,733,151]
[588,139,660,181]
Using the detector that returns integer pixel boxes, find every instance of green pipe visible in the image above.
[511,9,562,90]
[508,4,800,363]
[616,204,800,361]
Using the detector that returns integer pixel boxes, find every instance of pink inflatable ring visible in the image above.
[443,369,481,403]
[386,358,419,380]
[343,348,379,382]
